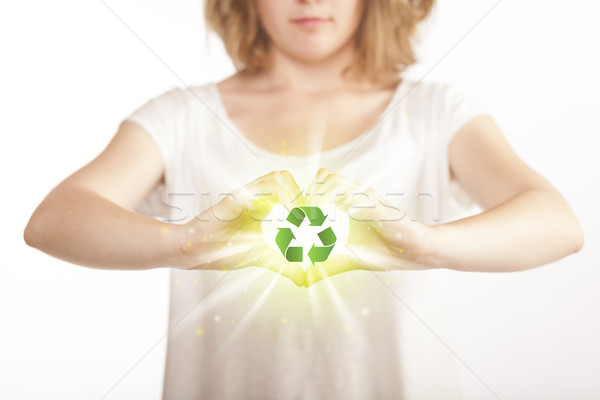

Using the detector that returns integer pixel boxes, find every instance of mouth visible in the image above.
[290,17,332,28]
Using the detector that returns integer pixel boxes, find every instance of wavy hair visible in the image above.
[204,0,436,86]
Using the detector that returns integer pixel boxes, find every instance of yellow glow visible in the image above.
[209,196,391,288]
[261,203,350,272]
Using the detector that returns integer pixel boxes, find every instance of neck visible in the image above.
[254,42,369,93]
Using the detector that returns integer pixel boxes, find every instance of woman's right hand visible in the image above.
[175,170,306,284]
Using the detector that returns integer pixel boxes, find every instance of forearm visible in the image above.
[24,187,187,270]
[419,189,584,272]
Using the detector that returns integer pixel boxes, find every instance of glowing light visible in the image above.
[261,203,350,272]
[196,327,204,335]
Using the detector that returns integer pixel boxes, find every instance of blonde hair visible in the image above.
[204,0,436,86]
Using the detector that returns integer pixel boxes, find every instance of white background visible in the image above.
[1,0,599,399]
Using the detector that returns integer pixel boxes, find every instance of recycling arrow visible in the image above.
[286,207,327,227]
[276,207,337,264]
[307,227,336,264]
[275,228,303,262]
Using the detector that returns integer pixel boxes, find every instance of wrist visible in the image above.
[419,224,447,269]
[414,223,444,269]
[168,222,200,270]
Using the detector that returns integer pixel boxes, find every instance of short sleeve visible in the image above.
[122,86,188,218]
[436,83,492,220]
[123,86,187,170]
[441,83,491,147]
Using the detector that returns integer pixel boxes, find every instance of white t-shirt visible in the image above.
[125,77,490,400]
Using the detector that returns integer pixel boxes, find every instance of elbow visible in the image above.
[571,220,584,254]
[23,218,38,249]
[553,191,585,255]
[24,212,45,249]
[562,208,584,254]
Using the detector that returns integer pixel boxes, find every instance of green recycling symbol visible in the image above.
[275,207,337,264]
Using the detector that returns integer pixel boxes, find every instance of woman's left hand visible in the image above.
[302,168,433,285]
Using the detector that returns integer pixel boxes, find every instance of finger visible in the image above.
[244,170,303,220]
[237,178,284,221]
[305,168,335,207]
[317,175,389,222]
[304,252,362,287]
[277,170,304,209]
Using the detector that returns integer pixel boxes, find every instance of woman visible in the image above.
[24,0,583,398]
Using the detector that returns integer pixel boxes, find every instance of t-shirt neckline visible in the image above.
[208,78,407,161]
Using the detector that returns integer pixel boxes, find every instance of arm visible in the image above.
[419,115,584,272]
[23,121,188,270]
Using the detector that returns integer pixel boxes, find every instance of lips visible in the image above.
[291,17,328,22]
[290,17,331,28]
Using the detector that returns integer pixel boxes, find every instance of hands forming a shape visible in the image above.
[177,169,432,287]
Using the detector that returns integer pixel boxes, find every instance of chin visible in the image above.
[289,47,340,63]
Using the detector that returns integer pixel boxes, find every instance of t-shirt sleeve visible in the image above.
[123,86,187,171]
[121,86,188,218]
[436,82,492,220]
[440,82,491,147]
